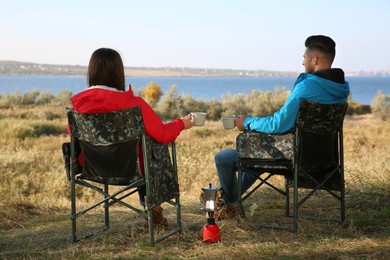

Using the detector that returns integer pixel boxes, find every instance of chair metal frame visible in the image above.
[237,100,347,232]
[66,106,182,246]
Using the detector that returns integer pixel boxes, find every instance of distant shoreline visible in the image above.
[0,60,389,77]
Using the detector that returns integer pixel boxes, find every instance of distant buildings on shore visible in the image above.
[0,60,389,77]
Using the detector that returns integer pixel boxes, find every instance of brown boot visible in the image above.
[145,204,168,228]
[216,203,245,220]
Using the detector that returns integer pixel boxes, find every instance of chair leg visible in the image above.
[293,171,298,233]
[340,127,346,224]
[237,167,243,218]
[340,179,346,223]
[71,174,77,243]
[171,142,182,232]
[285,178,290,217]
[176,196,182,232]
[341,193,346,223]
[104,183,109,230]
[147,208,155,246]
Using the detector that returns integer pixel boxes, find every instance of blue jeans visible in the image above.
[138,185,146,207]
[215,149,259,204]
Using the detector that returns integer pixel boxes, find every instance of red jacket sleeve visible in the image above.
[135,97,184,143]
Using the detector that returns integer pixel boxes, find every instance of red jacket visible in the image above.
[70,86,185,168]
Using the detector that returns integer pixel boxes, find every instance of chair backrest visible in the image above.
[295,99,348,189]
[67,106,145,185]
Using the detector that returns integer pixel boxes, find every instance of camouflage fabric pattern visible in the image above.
[236,131,295,160]
[67,107,145,185]
[296,99,347,134]
[144,135,179,209]
[67,106,179,202]
[235,100,347,191]
[62,142,82,181]
[82,175,141,185]
[67,107,145,145]
[293,100,347,190]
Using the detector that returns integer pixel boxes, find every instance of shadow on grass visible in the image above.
[0,212,70,257]
[0,201,208,258]
[1,188,390,259]
[238,184,390,239]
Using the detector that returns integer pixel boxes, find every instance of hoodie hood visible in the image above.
[294,69,350,102]
[71,86,136,113]
[313,68,345,84]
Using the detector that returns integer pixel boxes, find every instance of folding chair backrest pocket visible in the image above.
[79,139,141,185]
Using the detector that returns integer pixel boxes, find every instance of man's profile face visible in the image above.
[302,48,315,73]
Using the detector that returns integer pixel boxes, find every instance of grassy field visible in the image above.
[1,104,390,259]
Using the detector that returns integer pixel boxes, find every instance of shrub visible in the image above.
[155,85,181,119]
[142,81,163,107]
[153,87,290,121]
[0,92,22,108]
[346,95,371,115]
[25,123,65,138]
[180,96,211,117]
[0,95,12,109]
[221,93,251,116]
[247,88,288,117]
[55,91,73,106]
[43,110,63,120]
[372,90,390,120]
[220,88,289,117]
[22,91,40,105]
[35,92,54,105]
[0,120,67,139]
[205,100,223,120]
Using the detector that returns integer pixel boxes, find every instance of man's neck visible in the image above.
[314,64,332,72]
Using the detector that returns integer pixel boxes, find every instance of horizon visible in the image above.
[2,60,389,75]
[1,1,389,72]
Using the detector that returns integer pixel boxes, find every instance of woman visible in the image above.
[71,48,193,226]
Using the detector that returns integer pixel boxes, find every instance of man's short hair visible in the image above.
[305,35,336,63]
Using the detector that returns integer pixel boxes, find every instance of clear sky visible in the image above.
[1,0,389,72]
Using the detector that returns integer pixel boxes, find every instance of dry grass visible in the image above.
[1,108,390,259]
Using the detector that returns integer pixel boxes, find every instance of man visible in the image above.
[214,35,350,219]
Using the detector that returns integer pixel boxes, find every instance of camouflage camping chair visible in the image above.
[63,106,181,246]
[236,100,347,232]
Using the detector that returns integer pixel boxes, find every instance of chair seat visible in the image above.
[77,174,144,186]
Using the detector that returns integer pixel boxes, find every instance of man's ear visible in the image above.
[312,55,317,65]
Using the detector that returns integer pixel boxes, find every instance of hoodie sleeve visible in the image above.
[243,82,306,134]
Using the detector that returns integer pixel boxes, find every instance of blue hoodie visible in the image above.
[244,69,350,134]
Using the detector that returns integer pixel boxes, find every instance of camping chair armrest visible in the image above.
[143,137,179,209]
[236,131,295,160]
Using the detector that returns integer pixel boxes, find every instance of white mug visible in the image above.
[190,112,207,126]
[221,115,236,130]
